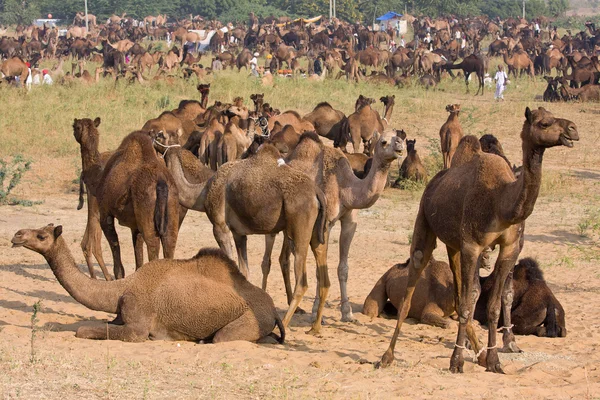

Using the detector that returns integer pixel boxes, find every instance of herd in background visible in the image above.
[10,70,578,373]
[0,12,599,101]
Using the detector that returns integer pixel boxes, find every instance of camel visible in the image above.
[216,121,254,167]
[363,257,455,327]
[73,118,113,281]
[0,57,29,84]
[163,144,327,330]
[475,258,567,337]
[340,95,395,155]
[439,104,464,169]
[11,225,284,344]
[260,132,407,332]
[394,138,427,184]
[558,77,600,102]
[198,118,226,170]
[303,102,346,142]
[97,131,180,279]
[500,49,535,80]
[442,54,485,95]
[379,107,578,373]
[267,111,315,134]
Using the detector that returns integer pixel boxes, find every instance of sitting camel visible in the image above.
[379,107,578,373]
[12,224,284,343]
[439,104,463,169]
[394,137,427,184]
[97,131,180,279]
[364,257,566,337]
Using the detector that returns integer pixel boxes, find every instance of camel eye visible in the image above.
[37,234,46,241]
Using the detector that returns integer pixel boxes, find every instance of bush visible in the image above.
[0,155,40,206]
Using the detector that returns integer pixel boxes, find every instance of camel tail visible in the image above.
[270,314,286,344]
[544,301,558,338]
[77,174,85,210]
[315,187,327,244]
[154,179,169,237]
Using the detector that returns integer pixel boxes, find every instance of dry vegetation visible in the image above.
[0,64,599,398]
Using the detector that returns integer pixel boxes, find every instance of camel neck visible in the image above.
[165,149,209,212]
[383,104,394,124]
[501,132,545,224]
[200,93,209,109]
[44,237,126,313]
[340,152,392,209]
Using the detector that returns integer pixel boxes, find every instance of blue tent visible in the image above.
[376,12,403,21]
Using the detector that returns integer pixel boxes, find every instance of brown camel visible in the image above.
[475,258,567,337]
[442,54,485,95]
[340,95,395,155]
[12,225,284,344]
[250,93,264,113]
[73,118,113,281]
[0,57,29,84]
[439,104,464,169]
[379,107,578,373]
[163,144,327,331]
[558,77,600,102]
[267,111,315,134]
[198,118,226,170]
[216,121,254,167]
[302,102,346,142]
[394,138,427,184]
[501,49,535,80]
[97,131,180,279]
[260,131,406,332]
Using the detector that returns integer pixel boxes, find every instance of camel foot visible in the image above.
[341,313,357,323]
[486,363,505,374]
[449,348,464,373]
[476,350,488,368]
[485,349,505,374]
[306,326,322,336]
[377,349,395,369]
[257,335,279,345]
[501,341,523,353]
[294,307,307,315]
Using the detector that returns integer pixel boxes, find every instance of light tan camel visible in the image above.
[0,57,29,83]
[163,145,327,331]
[342,95,395,155]
[73,118,113,280]
[260,131,406,332]
[97,131,180,279]
[501,49,535,80]
[267,111,315,133]
[216,121,254,167]
[379,107,578,373]
[11,225,284,343]
[439,104,463,169]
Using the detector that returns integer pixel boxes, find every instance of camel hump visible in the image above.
[451,135,481,168]
[515,257,544,282]
[255,143,282,160]
[297,131,322,145]
[314,102,332,109]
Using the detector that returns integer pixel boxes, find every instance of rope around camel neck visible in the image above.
[153,140,181,158]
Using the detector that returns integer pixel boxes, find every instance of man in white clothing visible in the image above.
[250,52,259,77]
[494,65,507,101]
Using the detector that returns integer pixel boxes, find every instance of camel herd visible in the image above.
[1,12,599,101]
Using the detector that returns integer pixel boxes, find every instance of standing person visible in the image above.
[494,65,508,101]
[534,20,541,38]
[25,62,32,91]
[250,52,259,77]
[400,35,405,48]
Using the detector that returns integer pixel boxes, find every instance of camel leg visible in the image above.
[447,247,486,368]
[261,234,276,291]
[484,242,520,374]
[362,269,389,318]
[88,206,111,280]
[212,222,235,260]
[100,214,125,279]
[307,229,331,335]
[500,270,521,352]
[281,228,311,328]
[338,210,358,322]
[232,232,249,278]
[379,213,436,368]
[421,304,452,329]
[279,237,294,305]
[213,309,266,343]
[465,72,470,94]
[131,230,145,269]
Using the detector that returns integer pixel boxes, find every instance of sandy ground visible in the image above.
[0,103,600,398]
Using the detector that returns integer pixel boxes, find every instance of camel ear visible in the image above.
[53,225,63,238]
[525,107,533,123]
[93,117,101,127]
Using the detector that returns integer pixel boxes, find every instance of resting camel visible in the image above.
[73,118,113,280]
[340,95,395,155]
[260,131,406,332]
[12,225,284,344]
[267,110,314,134]
[97,131,180,279]
[439,104,464,169]
[442,54,485,95]
[558,77,600,102]
[163,144,327,330]
[0,57,29,84]
[379,107,578,373]
[364,257,567,338]
[395,138,427,184]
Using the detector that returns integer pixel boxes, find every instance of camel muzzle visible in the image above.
[559,126,579,148]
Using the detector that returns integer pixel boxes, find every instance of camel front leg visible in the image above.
[500,270,521,352]
[232,232,249,278]
[379,213,436,368]
[212,221,235,260]
[338,210,358,322]
[100,214,125,279]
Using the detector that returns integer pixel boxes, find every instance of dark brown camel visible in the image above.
[442,54,485,95]
[394,138,427,184]
[379,107,578,373]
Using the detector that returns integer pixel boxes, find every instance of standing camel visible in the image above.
[379,107,578,373]
[340,95,395,155]
[439,104,464,169]
[442,54,485,95]
[163,145,327,332]
[260,131,406,332]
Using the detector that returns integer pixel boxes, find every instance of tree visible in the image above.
[547,0,569,16]
[0,0,40,25]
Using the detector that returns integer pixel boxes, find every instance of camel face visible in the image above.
[12,225,62,254]
[524,107,579,148]
[445,104,461,114]
[73,118,101,145]
[377,132,406,161]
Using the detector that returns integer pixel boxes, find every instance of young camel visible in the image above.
[97,131,180,279]
[341,95,395,155]
[12,224,284,343]
[395,138,427,184]
[163,144,327,331]
[260,131,406,332]
[379,107,578,373]
[439,104,463,169]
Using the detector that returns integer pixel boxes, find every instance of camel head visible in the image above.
[380,95,395,107]
[73,117,101,146]
[232,96,244,107]
[406,138,416,153]
[250,93,264,108]
[355,94,375,111]
[197,83,210,94]
[523,107,579,149]
[445,104,461,115]
[12,224,62,255]
[375,130,406,161]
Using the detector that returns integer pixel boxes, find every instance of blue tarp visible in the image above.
[376,12,403,21]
